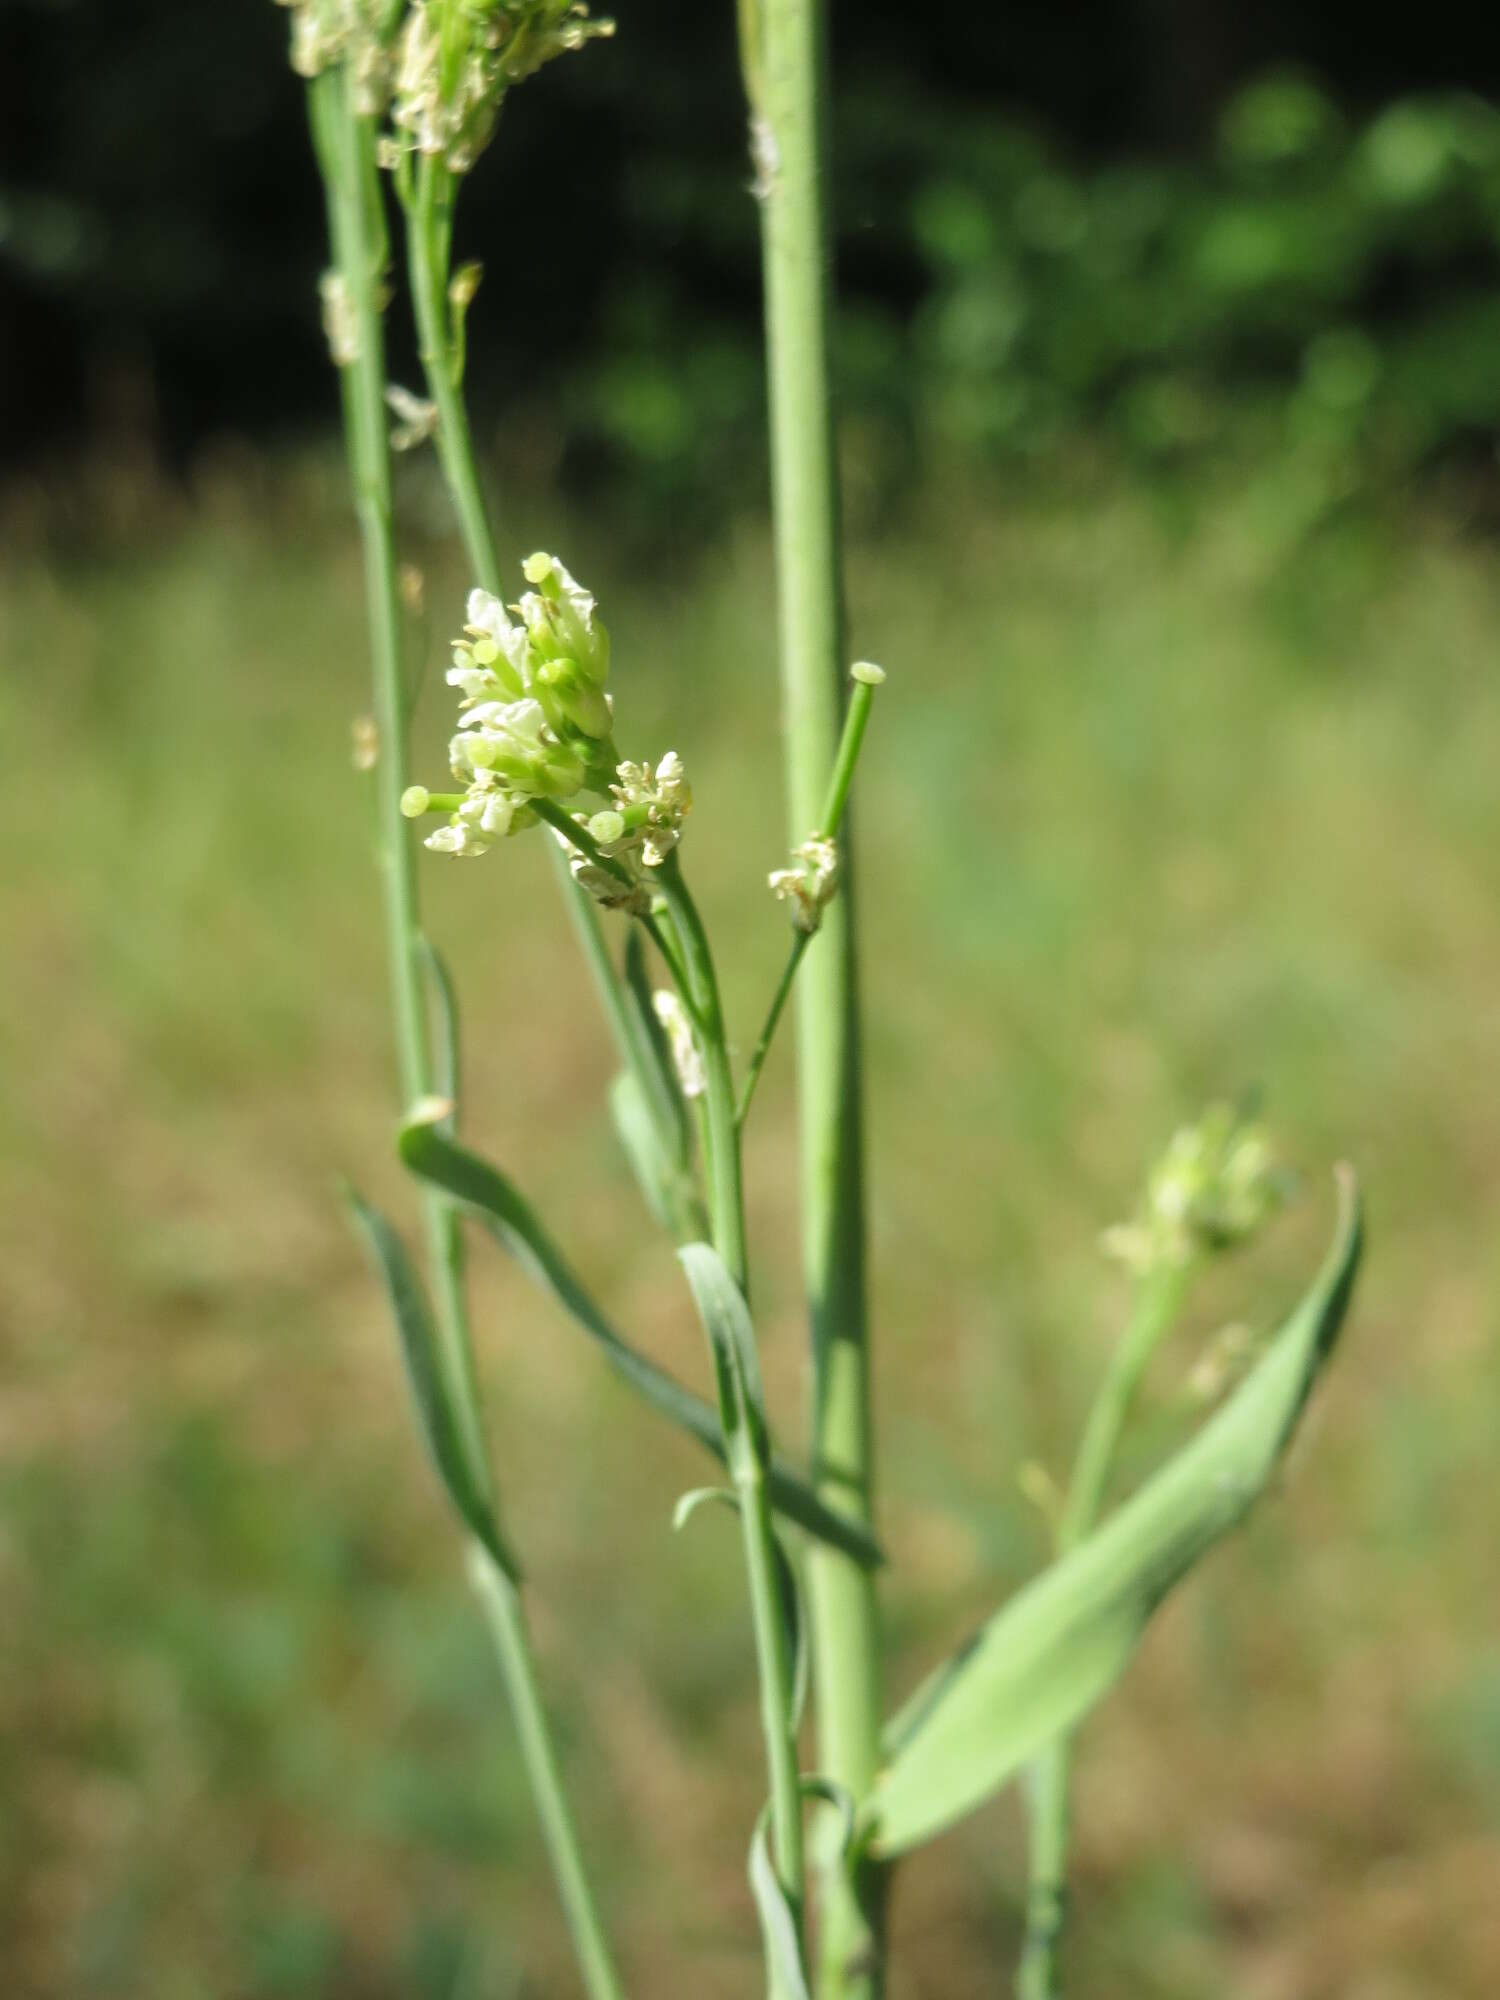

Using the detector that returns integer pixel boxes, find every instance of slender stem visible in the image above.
[741,0,884,1989]
[407,154,503,596]
[310,71,623,2000]
[651,854,748,1294]
[737,933,809,1127]
[737,674,880,1128]
[1019,1262,1191,1999]
[470,1548,627,2000]
[311,69,488,1502]
[647,854,806,1983]
[736,1456,808,1981]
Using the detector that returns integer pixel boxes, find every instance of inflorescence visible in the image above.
[402,556,692,889]
[1102,1102,1288,1277]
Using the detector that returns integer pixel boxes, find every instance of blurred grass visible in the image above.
[1,448,1499,1998]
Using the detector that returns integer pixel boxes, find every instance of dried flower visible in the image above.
[653,989,706,1099]
[769,833,840,934]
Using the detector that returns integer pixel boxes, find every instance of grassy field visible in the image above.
[2,449,1499,1998]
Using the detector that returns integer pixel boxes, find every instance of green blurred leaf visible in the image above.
[623,926,690,1168]
[867,1168,1362,1855]
[419,936,462,1131]
[610,1071,701,1240]
[345,1186,518,1582]
[397,1116,884,1571]
[748,1800,812,2000]
[677,1241,770,1473]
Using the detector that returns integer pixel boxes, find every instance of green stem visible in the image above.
[407,153,503,596]
[310,71,623,2000]
[310,68,487,1500]
[736,1455,808,1981]
[737,674,880,1128]
[1020,1262,1192,1999]
[737,933,809,1127]
[470,1548,627,2000]
[650,853,806,1985]
[741,0,883,1989]
[651,854,748,1295]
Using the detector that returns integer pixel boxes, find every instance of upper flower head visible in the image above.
[409,555,687,884]
[386,0,614,175]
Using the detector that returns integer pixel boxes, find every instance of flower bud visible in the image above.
[400,785,431,818]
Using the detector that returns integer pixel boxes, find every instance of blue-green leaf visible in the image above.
[397,1115,884,1571]
[868,1167,1362,1856]
[345,1185,518,1582]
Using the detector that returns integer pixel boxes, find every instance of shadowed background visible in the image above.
[2,3,1499,1996]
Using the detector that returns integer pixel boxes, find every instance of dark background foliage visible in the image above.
[7,0,1500,491]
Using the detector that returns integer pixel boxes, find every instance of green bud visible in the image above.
[536,657,613,741]
[400,785,431,817]
[588,809,626,845]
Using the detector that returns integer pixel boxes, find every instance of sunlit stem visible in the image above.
[739,0,885,1984]
[1019,1261,1192,2000]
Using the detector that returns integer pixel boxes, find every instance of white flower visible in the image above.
[611,752,692,867]
[769,833,840,934]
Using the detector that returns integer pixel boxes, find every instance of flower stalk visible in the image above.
[304,56,624,2000]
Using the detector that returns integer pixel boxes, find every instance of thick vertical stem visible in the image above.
[745,0,884,1990]
[310,72,623,2000]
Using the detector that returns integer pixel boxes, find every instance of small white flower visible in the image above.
[769,833,840,934]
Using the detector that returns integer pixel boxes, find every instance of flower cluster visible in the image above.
[405,556,693,882]
[769,834,840,935]
[402,554,615,857]
[275,0,403,111]
[1102,1103,1287,1277]
[387,0,613,174]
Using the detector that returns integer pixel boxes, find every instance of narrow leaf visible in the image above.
[869,1168,1362,1855]
[346,1185,518,1582]
[677,1240,771,1470]
[609,1071,703,1241]
[748,1802,812,2000]
[398,1116,884,1571]
[418,935,461,1129]
[674,1486,809,1733]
